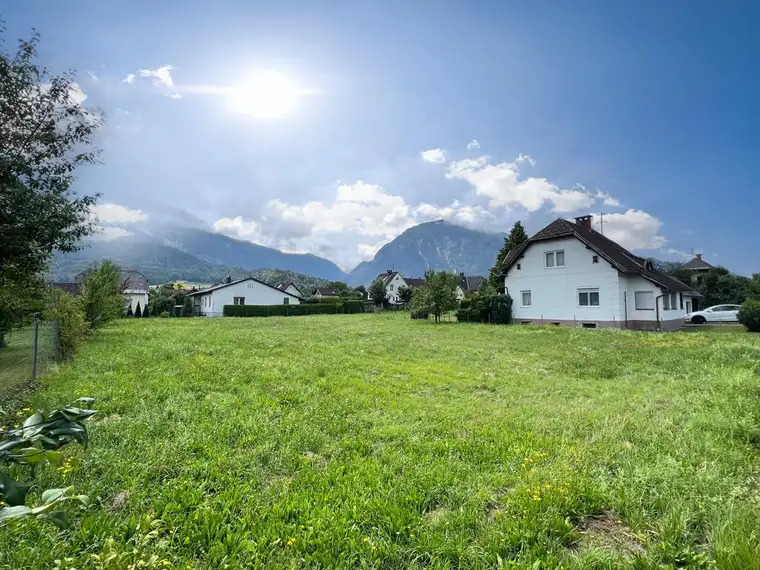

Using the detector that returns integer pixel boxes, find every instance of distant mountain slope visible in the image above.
[52,226,349,283]
[349,220,505,285]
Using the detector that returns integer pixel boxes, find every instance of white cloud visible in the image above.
[139,65,175,88]
[595,190,621,207]
[87,71,99,82]
[515,153,536,166]
[65,83,87,106]
[664,248,691,259]
[466,140,480,150]
[421,148,446,164]
[121,73,135,84]
[596,209,666,250]
[90,227,133,241]
[164,92,183,100]
[91,203,147,224]
[446,154,594,213]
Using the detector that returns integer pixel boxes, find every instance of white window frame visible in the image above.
[233,297,245,306]
[634,291,654,311]
[389,284,394,291]
[520,290,532,307]
[670,293,678,310]
[283,297,289,305]
[578,288,600,307]
[545,250,565,269]
[663,295,670,310]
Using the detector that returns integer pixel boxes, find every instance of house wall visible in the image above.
[124,291,149,314]
[284,284,302,298]
[385,274,407,304]
[504,237,622,326]
[209,280,300,316]
[455,285,465,301]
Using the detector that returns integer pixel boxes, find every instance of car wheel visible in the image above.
[692,315,706,325]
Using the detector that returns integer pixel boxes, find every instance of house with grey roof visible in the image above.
[681,254,713,285]
[502,215,700,331]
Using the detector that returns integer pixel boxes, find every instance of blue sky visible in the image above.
[5,0,759,272]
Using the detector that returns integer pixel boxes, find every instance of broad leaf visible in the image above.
[0,473,31,507]
[41,487,72,504]
[73,397,96,407]
[0,505,33,523]
[45,510,71,530]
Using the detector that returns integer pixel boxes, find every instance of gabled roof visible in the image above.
[375,271,400,285]
[187,277,301,298]
[502,218,698,294]
[404,277,425,288]
[276,282,302,293]
[313,287,340,296]
[681,256,713,270]
[459,275,486,292]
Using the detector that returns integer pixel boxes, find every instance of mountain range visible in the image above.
[51,220,505,286]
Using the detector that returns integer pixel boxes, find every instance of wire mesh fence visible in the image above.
[0,320,60,394]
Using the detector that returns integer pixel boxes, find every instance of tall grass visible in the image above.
[2,314,759,569]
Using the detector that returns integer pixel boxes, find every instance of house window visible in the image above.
[663,295,670,310]
[679,293,684,309]
[517,263,521,270]
[578,288,600,307]
[389,284,393,291]
[521,290,532,307]
[670,293,678,310]
[634,291,654,310]
[592,255,599,263]
[233,297,245,305]
[284,298,289,305]
[545,250,565,268]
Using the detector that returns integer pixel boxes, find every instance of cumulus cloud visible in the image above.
[466,140,480,150]
[121,73,135,84]
[91,203,147,224]
[515,153,536,166]
[90,227,133,241]
[420,148,446,163]
[595,190,621,207]
[596,209,666,250]
[139,65,175,88]
[445,154,594,213]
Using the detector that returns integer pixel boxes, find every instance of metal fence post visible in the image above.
[31,318,39,379]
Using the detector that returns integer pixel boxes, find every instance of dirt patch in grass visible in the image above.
[424,506,449,526]
[107,491,129,512]
[571,511,645,557]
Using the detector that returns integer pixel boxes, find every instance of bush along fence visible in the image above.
[0,319,61,392]
[455,294,513,324]
[223,300,365,317]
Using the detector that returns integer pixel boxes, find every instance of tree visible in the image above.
[410,270,460,323]
[80,262,125,328]
[142,303,151,318]
[369,278,387,307]
[181,296,193,317]
[698,267,749,307]
[0,28,102,344]
[398,285,414,306]
[134,302,142,318]
[354,285,367,297]
[327,281,351,296]
[738,300,760,332]
[488,221,529,289]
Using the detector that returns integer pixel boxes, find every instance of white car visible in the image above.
[684,304,741,324]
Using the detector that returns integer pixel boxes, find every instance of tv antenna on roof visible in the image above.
[596,213,608,235]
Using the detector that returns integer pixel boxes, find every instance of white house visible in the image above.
[188,276,301,317]
[121,270,149,315]
[276,282,303,298]
[502,216,700,331]
[312,287,340,301]
[374,270,410,304]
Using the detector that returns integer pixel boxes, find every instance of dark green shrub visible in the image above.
[134,302,142,318]
[223,301,365,317]
[159,311,170,318]
[455,308,472,322]
[142,304,151,318]
[461,293,512,324]
[126,305,133,317]
[738,300,760,332]
[44,288,89,359]
[181,296,193,317]
[459,298,472,310]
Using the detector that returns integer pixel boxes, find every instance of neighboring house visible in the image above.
[312,287,341,301]
[120,270,149,315]
[459,275,486,295]
[72,267,149,314]
[681,253,713,285]
[502,215,700,331]
[374,270,409,304]
[188,276,301,317]
[276,282,303,298]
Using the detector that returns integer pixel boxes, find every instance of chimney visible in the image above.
[695,253,702,261]
[574,215,592,230]
[386,269,393,275]
[225,275,232,284]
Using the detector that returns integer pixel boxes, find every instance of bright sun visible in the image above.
[229,71,301,119]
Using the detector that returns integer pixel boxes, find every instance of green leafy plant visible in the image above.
[0,398,96,529]
[738,299,760,332]
[134,303,142,318]
[44,288,89,359]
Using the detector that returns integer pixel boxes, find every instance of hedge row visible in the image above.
[223,300,365,317]
[456,294,512,324]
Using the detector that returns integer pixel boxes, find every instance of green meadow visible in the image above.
[3,314,760,569]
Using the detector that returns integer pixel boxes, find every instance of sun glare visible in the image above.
[229,71,302,119]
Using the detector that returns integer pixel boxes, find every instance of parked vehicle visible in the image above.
[684,304,741,324]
